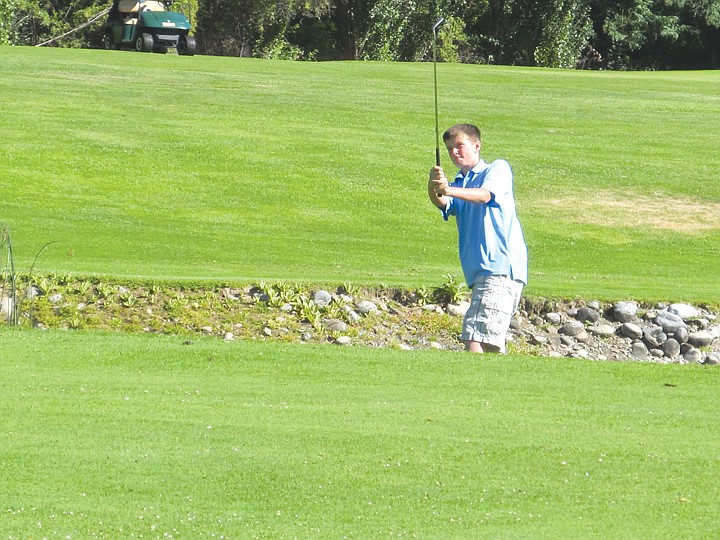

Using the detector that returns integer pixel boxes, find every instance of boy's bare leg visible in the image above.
[465,340,483,353]
[465,340,501,353]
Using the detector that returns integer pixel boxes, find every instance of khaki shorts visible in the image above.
[462,274,524,353]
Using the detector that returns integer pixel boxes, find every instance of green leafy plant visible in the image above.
[433,274,466,305]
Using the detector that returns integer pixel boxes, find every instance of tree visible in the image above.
[534,0,594,67]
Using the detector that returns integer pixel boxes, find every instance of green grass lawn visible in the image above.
[2,328,720,538]
[1,47,718,301]
[2,47,720,538]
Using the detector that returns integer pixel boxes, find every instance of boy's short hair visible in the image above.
[443,123,481,143]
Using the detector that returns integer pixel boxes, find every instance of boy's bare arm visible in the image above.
[440,186,492,204]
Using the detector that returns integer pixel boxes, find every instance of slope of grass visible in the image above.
[1,47,719,302]
[2,328,720,538]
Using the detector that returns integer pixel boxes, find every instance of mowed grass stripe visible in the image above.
[1,47,718,300]
[2,328,720,537]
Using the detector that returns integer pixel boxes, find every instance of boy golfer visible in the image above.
[428,123,527,353]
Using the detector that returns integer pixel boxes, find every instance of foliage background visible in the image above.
[2,0,720,69]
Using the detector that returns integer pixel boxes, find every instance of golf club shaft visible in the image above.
[432,17,444,167]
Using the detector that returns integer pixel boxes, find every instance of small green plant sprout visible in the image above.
[340,282,359,297]
[293,296,322,330]
[96,282,116,299]
[76,280,92,296]
[257,281,271,296]
[433,274,466,305]
[119,291,138,308]
[35,275,57,295]
[414,286,433,306]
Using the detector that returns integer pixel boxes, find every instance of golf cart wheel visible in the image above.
[135,32,154,52]
[103,31,115,50]
[178,35,196,56]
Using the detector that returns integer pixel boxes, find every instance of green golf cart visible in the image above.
[103,0,196,55]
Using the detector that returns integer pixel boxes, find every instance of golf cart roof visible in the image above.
[117,0,166,13]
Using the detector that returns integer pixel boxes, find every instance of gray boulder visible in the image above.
[576,306,601,323]
[688,331,715,348]
[356,300,378,315]
[668,303,700,319]
[560,320,585,337]
[313,290,332,307]
[642,326,667,348]
[545,312,562,325]
[673,326,689,344]
[590,323,617,337]
[683,347,703,363]
[661,338,681,359]
[613,301,638,323]
[621,322,643,340]
[654,310,687,333]
[631,341,649,360]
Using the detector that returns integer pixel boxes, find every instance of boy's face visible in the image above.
[445,134,481,172]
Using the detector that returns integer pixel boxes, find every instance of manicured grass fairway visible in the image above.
[2,48,720,538]
[1,47,719,301]
[2,328,720,538]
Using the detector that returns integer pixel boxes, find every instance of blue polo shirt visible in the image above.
[441,159,528,287]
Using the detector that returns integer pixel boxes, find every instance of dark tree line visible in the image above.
[2,0,719,69]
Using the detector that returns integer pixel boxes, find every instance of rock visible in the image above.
[323,318,347,332]
[576,306,601,323]
[668,303,700,319]
[262,327,272,336]
[661,338,681,359]
[509,316,522,330]
[545,312,562,325]
[621,322,643,340]
[531,334,549,345]
[560,320,585,337]
[642,326,667,348]
[704,353,720,366]
[1,296,13,316]
[335,336,352,345]
[342,305,361,323]
[589,323,616,337]
[49,293,63,304]
[430,341,444,350]
[313,290,332,307]
[223,332,235,341]
[613,301,637,323]
[673,326,689,344]
[26,286,41,300]
[631,341,649,360]
[683,347,703,363]
[447,302,470,318]
[356,300,378,315]
[688,331,715,348]
[574,329,590,343]
[654,310,687,333]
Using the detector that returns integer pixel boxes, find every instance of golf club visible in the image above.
[432,17,445,167]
